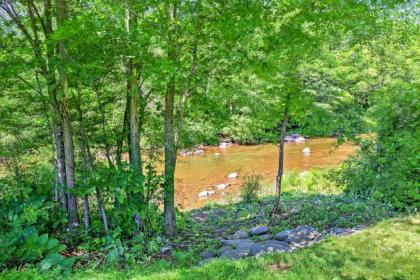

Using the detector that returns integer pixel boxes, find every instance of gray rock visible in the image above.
[160,246,172,254]
[200,250,214,259]
[220,239,255,248]
[275,229,292,241]
[250,226,269,236]
[249,240,290,257]
[254,234,272,242]
[286,225,319,244]
[327,226,366,237]
[220,247,251,259]
[233,231,249,239]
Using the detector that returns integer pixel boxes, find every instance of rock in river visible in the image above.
[227,172,238,179]
[302,147,311,154]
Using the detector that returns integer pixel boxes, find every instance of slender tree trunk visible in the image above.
[43,0,68,211]
[163,1,178,236]
[127,64,142,177]
[75,87,109,236]
[83,195,90,230]
[164,77,177,236]
[116,105,128,167]
[57,0,78,227]
[124,2,145,235]
[271,108,289,217]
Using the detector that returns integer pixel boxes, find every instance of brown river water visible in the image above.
[174,138,357,210]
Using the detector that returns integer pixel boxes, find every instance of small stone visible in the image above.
[227,172,238,179]
[216,183,228,190]
[302,147,311,154]
[250,226,269,236]
[160,246,172,254]
[198,191,208,197]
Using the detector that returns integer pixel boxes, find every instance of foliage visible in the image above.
[0,0,418,276]
[338,77,419,211]
[240,173,264,202]
[0,167,73,274]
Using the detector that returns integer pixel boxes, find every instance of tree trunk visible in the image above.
[164,77,177,236]
[127,63,142,177]
[163,1,178,236]
[83,195,90,230]
[116,105,128,167]
[75,87,109,236]
[43,0,68,212]
[57,0,79,227]
[271,108,289,217]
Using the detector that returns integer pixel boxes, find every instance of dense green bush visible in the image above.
[338,82,419,210]
[0,167,73,274]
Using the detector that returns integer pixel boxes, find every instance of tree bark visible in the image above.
[57,0,79,227]
[43,0,68,212]
[271,105,289,217]
[164,1,178,236]
[83,195,90,230]
[125,1,145,234]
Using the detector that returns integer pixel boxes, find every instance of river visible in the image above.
[174,138,357,210]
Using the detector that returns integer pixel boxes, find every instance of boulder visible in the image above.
[219,239,256,259]
[295,136,306,142]
[220,247,251,259]
[284,136,294,142]
[232,231,249,239]
[220,239,255,247]
[254,234,272,242]
[219,142,229,149]
[275,229,292,241]
[250,226,269,236]
[274,225,319,247]
[286,225,319,246]
[249,240,290,257]
[227,172,238,179]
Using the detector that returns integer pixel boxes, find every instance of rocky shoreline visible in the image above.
[200,224,366,261]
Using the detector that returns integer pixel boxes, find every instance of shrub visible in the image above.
[338,81,420,211]
[240,173,263,202]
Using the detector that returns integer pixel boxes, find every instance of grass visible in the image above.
[1,168,418,280]
[4,214,418,279]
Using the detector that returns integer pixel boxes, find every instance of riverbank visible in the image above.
[73,214,419,280]
[2,168,416,280]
